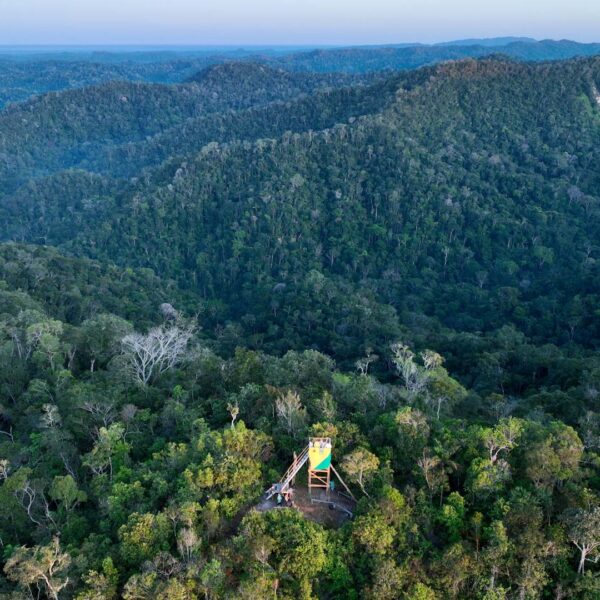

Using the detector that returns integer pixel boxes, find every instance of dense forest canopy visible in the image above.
[1,45,600,599]
[2,37,600,108]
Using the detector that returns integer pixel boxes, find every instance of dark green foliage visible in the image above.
[4,59,600,378]
[1,52,600,598]
[0,62,359,192]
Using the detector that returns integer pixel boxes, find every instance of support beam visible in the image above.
[308,467,330,497]
[331,464,356,502]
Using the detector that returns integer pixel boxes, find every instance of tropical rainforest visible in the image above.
[1,39,600,599]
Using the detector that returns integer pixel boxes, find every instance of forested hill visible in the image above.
[3,53,600,599]
[82,77,397,178]
[272,39,600,72]
[2,38,600,108]
[0,63,360,192]
[0,56,225,107]
[185,61,359,91]
[3,58,599,370]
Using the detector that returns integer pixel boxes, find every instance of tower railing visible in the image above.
[265,444,309,499]
[265,437,356,503]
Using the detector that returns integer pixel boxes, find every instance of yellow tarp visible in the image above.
[309,443,331,470]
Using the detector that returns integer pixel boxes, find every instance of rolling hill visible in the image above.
[0,63,360,191]
[3,49,600,600]
[2,57,599,371]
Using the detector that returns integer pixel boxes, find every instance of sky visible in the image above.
[0,0,599,46]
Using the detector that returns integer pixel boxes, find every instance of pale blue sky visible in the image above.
[0,0,599,46]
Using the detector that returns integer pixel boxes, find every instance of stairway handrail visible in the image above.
[279,445,308,487]
[264,445,310,499]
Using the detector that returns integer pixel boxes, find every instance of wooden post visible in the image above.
[331,464,356,502]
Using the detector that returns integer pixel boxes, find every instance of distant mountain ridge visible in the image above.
[270,39,600,72]
[436,36,537,47]
[1,38,600,108]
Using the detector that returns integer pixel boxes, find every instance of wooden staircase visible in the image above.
[265,445,309,500]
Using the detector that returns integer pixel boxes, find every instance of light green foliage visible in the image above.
[107,480,146,527]
[439,492,466,542]
[405,582,437,600]
[353,510,396,555]
[3,537,71,600]
[181,421,271,518]
[239,509,327,599]
[199,559,225,600]
[525,422,584,490]
[79,313,133,371]
[26,319,64,371]
[480,418,524,464]
[352,489,410,556]
[366,559,405,600]
[341,447,380,496]
[122,572,158,600]
[425,367,468,419]
[119,512,172,566]
[83,423,130,480]
[467,457,512,497]
[50,474,87,513]
[76,557,119,600]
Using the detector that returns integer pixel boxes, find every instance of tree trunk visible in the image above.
[578,549,587,574]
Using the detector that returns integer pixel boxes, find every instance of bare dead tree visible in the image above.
[0,459,10,481]
[81,399,116,429]
[40,404,61,429]
[58,452,78,481]
[275,391,306,436]
[564,507,600,574]
[13,480,56,529]
[121,323,194,386]
[0,425,14,443]
[390,342,430,400]
[355,349,378,376]
[14,482,42,527]
[160,303,179,321]
[226,401,239,429]
[4,537,70,600]
[177,527,199,564]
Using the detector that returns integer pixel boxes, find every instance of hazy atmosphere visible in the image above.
[1,0,599,44]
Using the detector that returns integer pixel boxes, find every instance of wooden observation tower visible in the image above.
[307,437,332,495]
[265,436,355,502]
